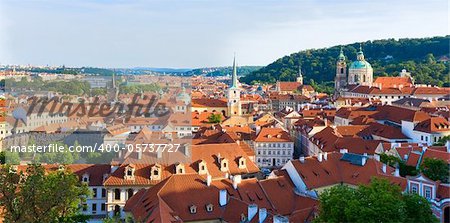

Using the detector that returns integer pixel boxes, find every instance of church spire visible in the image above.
[231,54,238,88]
[296,59,304,84]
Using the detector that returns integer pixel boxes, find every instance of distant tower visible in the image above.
[227,55,242,117]
[335,47,347,95]
[108,71,119,102]
[348,44,373,86]
[296,63,303,85]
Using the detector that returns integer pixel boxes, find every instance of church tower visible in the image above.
[108,70,119,102]
[335,47,347,95]
[227,56,242,116]
[296,63,303,85]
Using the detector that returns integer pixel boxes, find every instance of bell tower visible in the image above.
[296,63,303,85]
[227,55,241,116]
[335,47,347,95]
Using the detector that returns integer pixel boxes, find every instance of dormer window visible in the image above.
[189,205,197,214]
[206,204,213,212]
[175,163,185,174]
[151,164,162,181]
[82,173,90,183]
[241,213,247,222]
[198,160,208,175]
[238,157,246,169]
[124,165,135,180]
[220,159,229,172]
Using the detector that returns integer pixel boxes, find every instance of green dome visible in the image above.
[349,60,372,69]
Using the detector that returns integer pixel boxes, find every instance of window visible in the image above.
[114,189,121,200]
[102,189,106,198]
[93,188,97,198]
[101,203,106,211]
[82,204,88,212]
[189,205,197,214]
[92,203,97,212]
[128,189,134,200]
[424,186,432,199]
[411,184,418,194]
[206,204,213,212]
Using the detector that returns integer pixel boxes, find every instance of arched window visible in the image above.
[340,68,344,74]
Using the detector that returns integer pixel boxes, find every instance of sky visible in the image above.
[0,0,448,68]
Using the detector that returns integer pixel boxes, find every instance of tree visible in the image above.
[315,178,438,223]
[0,164,90,223]
[433,135,450,146]
[207,113,222,124]
[420,158,449,182]
[314,185,357,223]
[403,193,438,223]
[380,153,401,166]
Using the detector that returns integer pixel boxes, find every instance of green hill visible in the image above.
[241,36,450,93]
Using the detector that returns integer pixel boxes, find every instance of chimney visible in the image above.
[273,215,289,223]
[382,163,387,174]
[137,149,142,160]
[217,153,221,163]
[317,153,323,162]
[299,156,305,163]
[111,164,119,173]
[374,154,380,161]
[233,175,242,189]
[256,126,261,135]
[323,152,328,161]
[184,144,190,156]
[361,156,367,166]
[394,167,400,177]
[219,190,227,206]
[259,208,267,223]
[206,175,212,186]
[157,149,162,159]
[248,204,258,221]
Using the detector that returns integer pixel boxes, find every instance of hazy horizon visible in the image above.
[0,0,448,68]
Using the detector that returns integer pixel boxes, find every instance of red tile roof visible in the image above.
[290,152,406,190]
[192,98,227,108]
[124,173,318,223]
[413,117,450,133]
[254,128,292,142]
[373,77,413,88]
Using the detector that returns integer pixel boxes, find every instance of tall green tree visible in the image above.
[0,164,90,223]
[420,158,449,183]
